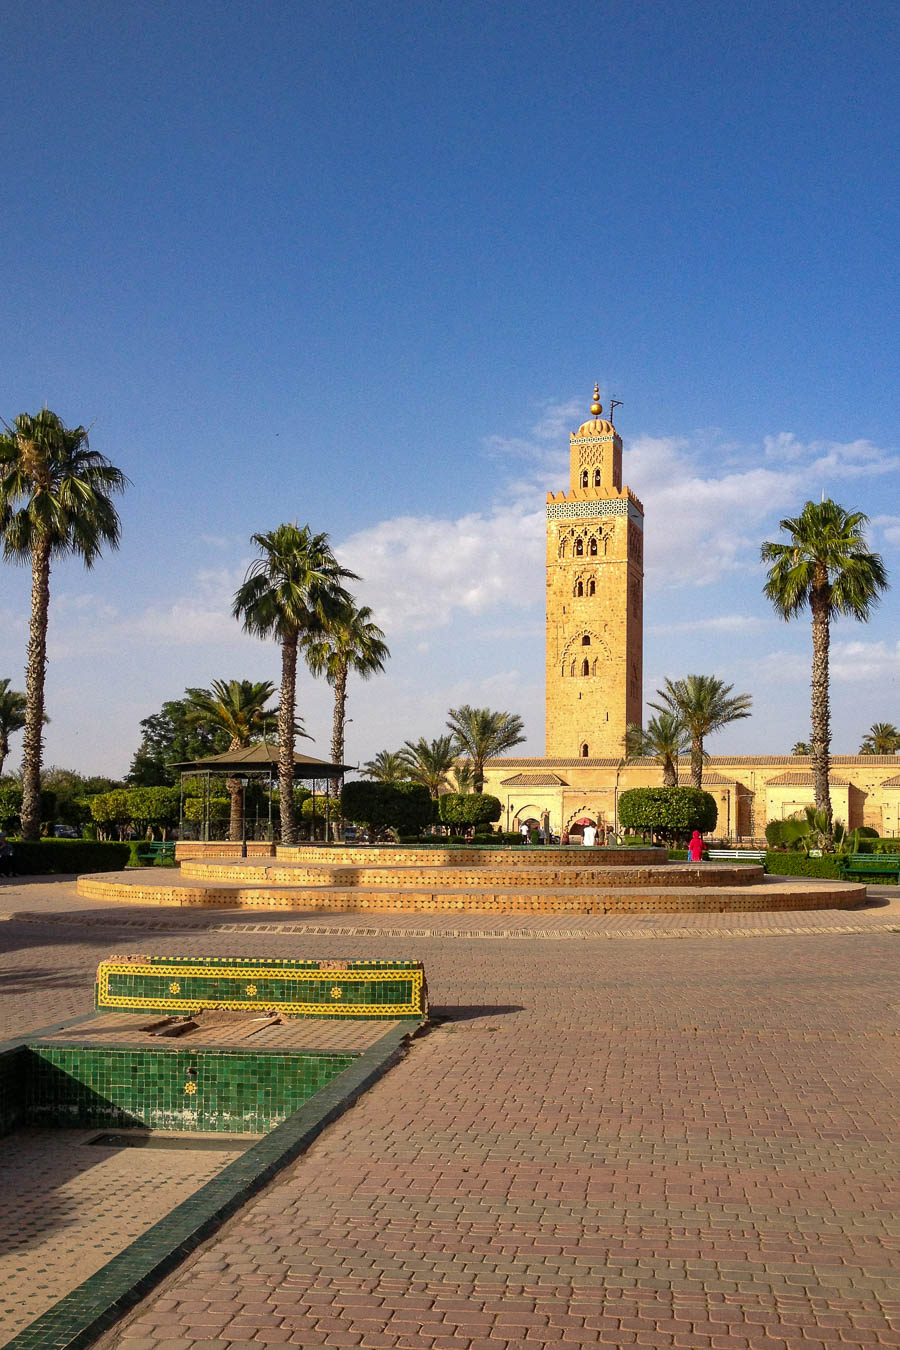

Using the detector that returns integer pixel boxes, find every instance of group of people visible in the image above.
[516,821,707,858]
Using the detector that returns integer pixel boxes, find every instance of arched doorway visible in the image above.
[565,810,605,843]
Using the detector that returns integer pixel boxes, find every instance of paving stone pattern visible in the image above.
[0,882,898,1348]
[0,1127,245,1346]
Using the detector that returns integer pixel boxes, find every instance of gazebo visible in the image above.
[176,744,352,843]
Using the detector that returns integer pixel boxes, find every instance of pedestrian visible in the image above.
[687,830,704,862]
[582,822,597,847]
[0,830,15,878]
[520,822,529,844]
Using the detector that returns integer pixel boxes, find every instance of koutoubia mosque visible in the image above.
[482,388,900,840]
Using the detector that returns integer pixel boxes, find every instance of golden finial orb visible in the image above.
[590,383,602,417]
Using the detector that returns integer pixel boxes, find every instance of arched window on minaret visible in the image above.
[593,469,601,487]
[581,743,589,757]
[574,538,583,556]
[581,469,589,488]
[588,578,596,596]
[574,579,583,597]
[589,537,598,556]
[582,634,591,646]
[570,660,576,677]
[581,657,590,676]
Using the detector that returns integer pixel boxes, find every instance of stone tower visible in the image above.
[545,386,643,758]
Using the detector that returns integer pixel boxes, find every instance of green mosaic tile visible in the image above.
[24,1045,356,1133]
[0,1045,26,1137]
[95,956,427,1019]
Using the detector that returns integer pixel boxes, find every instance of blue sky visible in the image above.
[1,0,898,775]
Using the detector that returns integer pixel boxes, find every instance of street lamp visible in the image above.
[239,777,249,858]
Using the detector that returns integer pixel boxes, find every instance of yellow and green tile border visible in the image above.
[1,1014,416,1350]
[95,953,428,1019]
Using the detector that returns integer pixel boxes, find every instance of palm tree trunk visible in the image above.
[690,736,703,789]
[21,540,51,840]
[663,758,677,787]
[226,776,243,842]
[331,661,348,765]
[0,737,7,778]
[810,582,832,837]
[279,633,298,844]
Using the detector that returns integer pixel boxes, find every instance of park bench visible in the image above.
[837,852,900,882]
[706,848,766,863]
[135,841,176,864]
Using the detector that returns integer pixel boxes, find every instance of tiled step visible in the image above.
[178,859,764,888]
[76,871,865,914]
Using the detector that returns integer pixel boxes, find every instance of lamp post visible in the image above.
[240,777,249,858]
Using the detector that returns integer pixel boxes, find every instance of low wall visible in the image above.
[275,844,669,867]
[175,842,276,860]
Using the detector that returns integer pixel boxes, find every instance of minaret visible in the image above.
[545,386,643,758]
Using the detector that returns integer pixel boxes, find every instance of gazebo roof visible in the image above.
[176,744,351,777]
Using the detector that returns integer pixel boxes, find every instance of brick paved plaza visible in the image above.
[1,878,898,1350]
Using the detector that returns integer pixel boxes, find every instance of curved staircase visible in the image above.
[76,844,866,915]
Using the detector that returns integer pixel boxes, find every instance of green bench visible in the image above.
[838,852,900,882]
[135,840,176,865]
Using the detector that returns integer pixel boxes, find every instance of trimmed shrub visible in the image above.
[763,851,843,879]
[341,781,432,836]
[0,785,58,832]
[438,793,502,831]
[7,839,131,874]
[618,788,717,843]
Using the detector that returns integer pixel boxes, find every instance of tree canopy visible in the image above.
[446,705,525,793]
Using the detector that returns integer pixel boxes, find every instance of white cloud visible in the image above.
[646,613,767,636]
[484,395,585,465]
[872,515,900,547]
[763,432,898,474]
[830,637,900,682]
[48,566,253,658]
[753,637,900,686]
[336,504,544,635]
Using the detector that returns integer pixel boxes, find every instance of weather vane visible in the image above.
[609,399,623,423]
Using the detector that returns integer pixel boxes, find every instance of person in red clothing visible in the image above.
[687,830,704,862]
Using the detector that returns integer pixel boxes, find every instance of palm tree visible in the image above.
[361,750,409,783]
[791,740,812,756]
[859,722,900,754]
[0,411,127,838]
[304,604,389,765]
[761,499,888,836]
[446,705,526,793]
[399,735,456,799]
[447,760,474,794]
[624,713,689,787]
[0,679,27,778]
[184,680,277,840]
[232,525,357,844]
[649,674,752,788]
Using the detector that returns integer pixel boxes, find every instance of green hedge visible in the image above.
[618,788,718,841]
[763,851,843,879]
[7,839,131,874]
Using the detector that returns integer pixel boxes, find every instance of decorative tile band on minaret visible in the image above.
[544,387,643,759]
